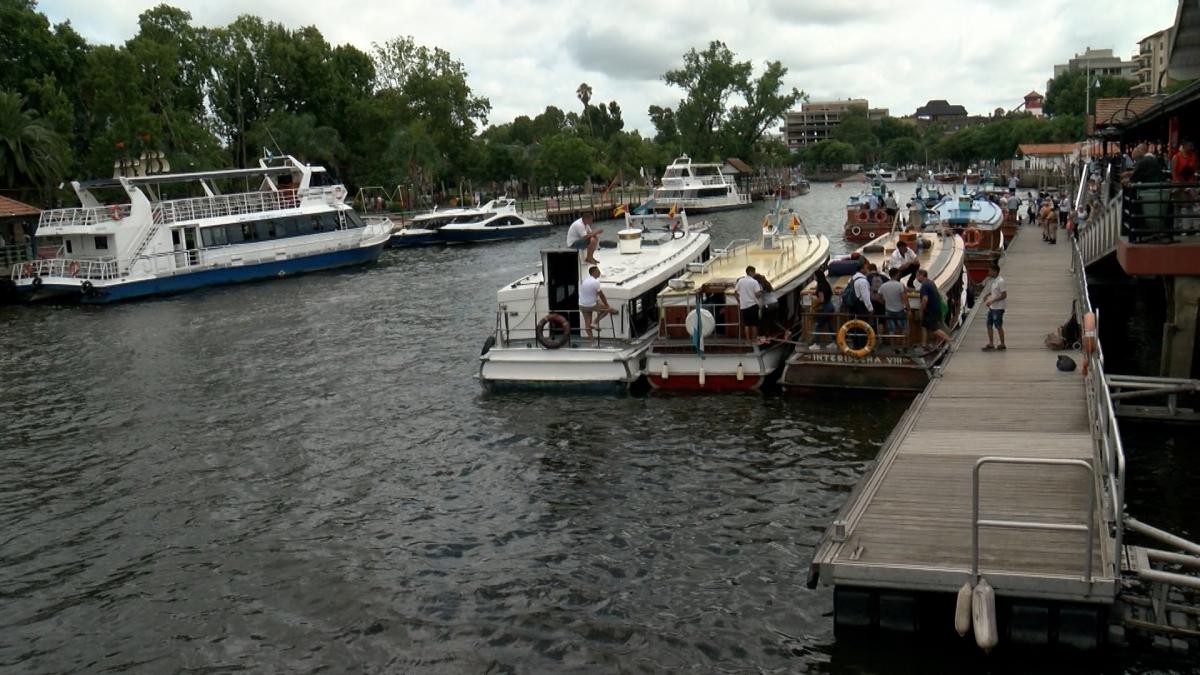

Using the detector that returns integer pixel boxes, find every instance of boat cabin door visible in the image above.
[542,250,581,335]
[172,227,198,267]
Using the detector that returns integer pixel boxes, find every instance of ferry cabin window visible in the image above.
[94,236,109,250]
[201,226,228,247]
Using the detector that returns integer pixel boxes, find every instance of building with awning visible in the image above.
[0,195,40,267]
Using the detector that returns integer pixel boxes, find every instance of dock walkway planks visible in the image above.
[813,227,1117,603]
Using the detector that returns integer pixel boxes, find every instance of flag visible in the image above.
[613,204,627,218]
[790,214,801,232]
[632,197,655,215]
[762,215,771,231]
[668,203,678,219]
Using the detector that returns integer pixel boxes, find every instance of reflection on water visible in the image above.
[0,183,1195,673]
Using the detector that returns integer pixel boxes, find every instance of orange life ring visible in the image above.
[873,210,888,224]
[1082,312,1097,354]
[854,210,869,223]
[68,261,80,277]
[535,313,571,349]
[963,227,983,249]
[22,262,34,277]
[108,205,124,221]
[836,319,876,358]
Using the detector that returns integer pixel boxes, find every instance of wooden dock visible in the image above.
[811,227,1118,628]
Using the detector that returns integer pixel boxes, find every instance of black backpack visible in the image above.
[841,274,865,313]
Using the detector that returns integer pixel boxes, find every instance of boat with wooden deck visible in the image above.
[478,211,711,388]
[929,192,1004,286]
[844,180,893,242]
[646,214,830,391]
[779,230,967,392]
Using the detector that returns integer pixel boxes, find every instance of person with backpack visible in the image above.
[917,268,951,350]
[841,257,875,348]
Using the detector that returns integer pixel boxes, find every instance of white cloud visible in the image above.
[39,0,1178,133]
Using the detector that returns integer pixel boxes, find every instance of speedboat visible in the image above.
[929,191,1004,287]
[10,155,390,304]
[646,212,830,391]
[779,230,967,392]
[651,155,751,213]
[792,176,811,196]
[389,198,549,246]
[479,210,712,388]
[865,166,898,182]
[844,179,892,242]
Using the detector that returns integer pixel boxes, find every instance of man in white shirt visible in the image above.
[1008,174,1018,194]
[981,263,1007,351]
[733,265,763,343]
[566,213,602,264]
[846,257,874,349]
[888,240,920,287]
[878,268,908,338]
[578,266,616,345]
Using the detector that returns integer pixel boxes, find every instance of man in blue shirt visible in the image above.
[917,269,950,349]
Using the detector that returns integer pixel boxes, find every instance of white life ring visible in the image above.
[850,225,862,236]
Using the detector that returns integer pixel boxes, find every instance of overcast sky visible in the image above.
[40,0,1179,135]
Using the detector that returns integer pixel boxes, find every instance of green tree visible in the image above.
[884,137,921,166]
[535,134,594,186]
[1044,68,1133,116]
[0,90,70,197]
[659,40,802,160]
[832,106,879,164]
[805,139,855,168]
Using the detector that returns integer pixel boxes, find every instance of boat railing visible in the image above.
[1121,181,1200,243]
[152,186,344,225]
[39,203,132,228]
[1,244,33,267]
[798,305,925,350]
[496,307,629,348]
[10,256,121,281]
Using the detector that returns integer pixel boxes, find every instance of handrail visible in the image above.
[1071,238,1126,579]
[10,256,120,281]
[497,306,626,348]
[971,457,1096,583]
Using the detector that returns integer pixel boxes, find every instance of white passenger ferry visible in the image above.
[479,211,711,388]
[10,155,390,303]
[651,155,751,213]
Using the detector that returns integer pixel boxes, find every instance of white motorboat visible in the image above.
[865,167,898,182]
[10,155,390,304]
[651,155,751,213]
[479,210,712,388]
[389,198,550,247]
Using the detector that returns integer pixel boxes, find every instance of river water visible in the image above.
[1,182,1196,673]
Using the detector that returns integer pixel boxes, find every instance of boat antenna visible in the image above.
[262,125,286,160]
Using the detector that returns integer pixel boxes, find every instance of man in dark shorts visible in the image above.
[917,269,950,349]
[733,265,763,343]
[980,263,1007,351]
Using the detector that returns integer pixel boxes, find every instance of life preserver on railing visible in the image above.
[836,319,876,358]
[963,226,983,249]
[31,276,43,289]
[1082,312,1097,354]
[535,313,571,349]
[80,280,94,296]
[873,210,888,224]
[108,205,124,221]
[854,210,870,224]
[849,225,862,237]
[67,261,79,277]
[22,263,34,277]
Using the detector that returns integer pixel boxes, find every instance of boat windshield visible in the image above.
[451,212,496,224]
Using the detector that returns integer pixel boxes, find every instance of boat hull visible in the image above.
[388,230,442,247]
[779,347,945,392]
[17,241,385,304]
[479,342,649,388]
[646,345,790,391]
[843,212,891,242]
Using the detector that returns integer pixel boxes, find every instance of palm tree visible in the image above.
[0,91,69,195]
[576,82,593,136]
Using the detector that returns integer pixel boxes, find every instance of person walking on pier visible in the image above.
[1057,193,1071,230]
[566,213,602,264]
[980,263,1007,351]
[1040,199,1057,244]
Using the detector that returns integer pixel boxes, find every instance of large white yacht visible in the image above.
[10,155,390,303]
[479,210,712,388]
[651,155,751,213]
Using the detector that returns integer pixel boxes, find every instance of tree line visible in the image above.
[1,0,1124,208]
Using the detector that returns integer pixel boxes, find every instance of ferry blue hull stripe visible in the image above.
[27,243,384,304]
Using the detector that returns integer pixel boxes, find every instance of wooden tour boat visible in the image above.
[844,180,896,242]
[929,192,1004,287]
[779,230,967,392]
[647,215,830,391]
